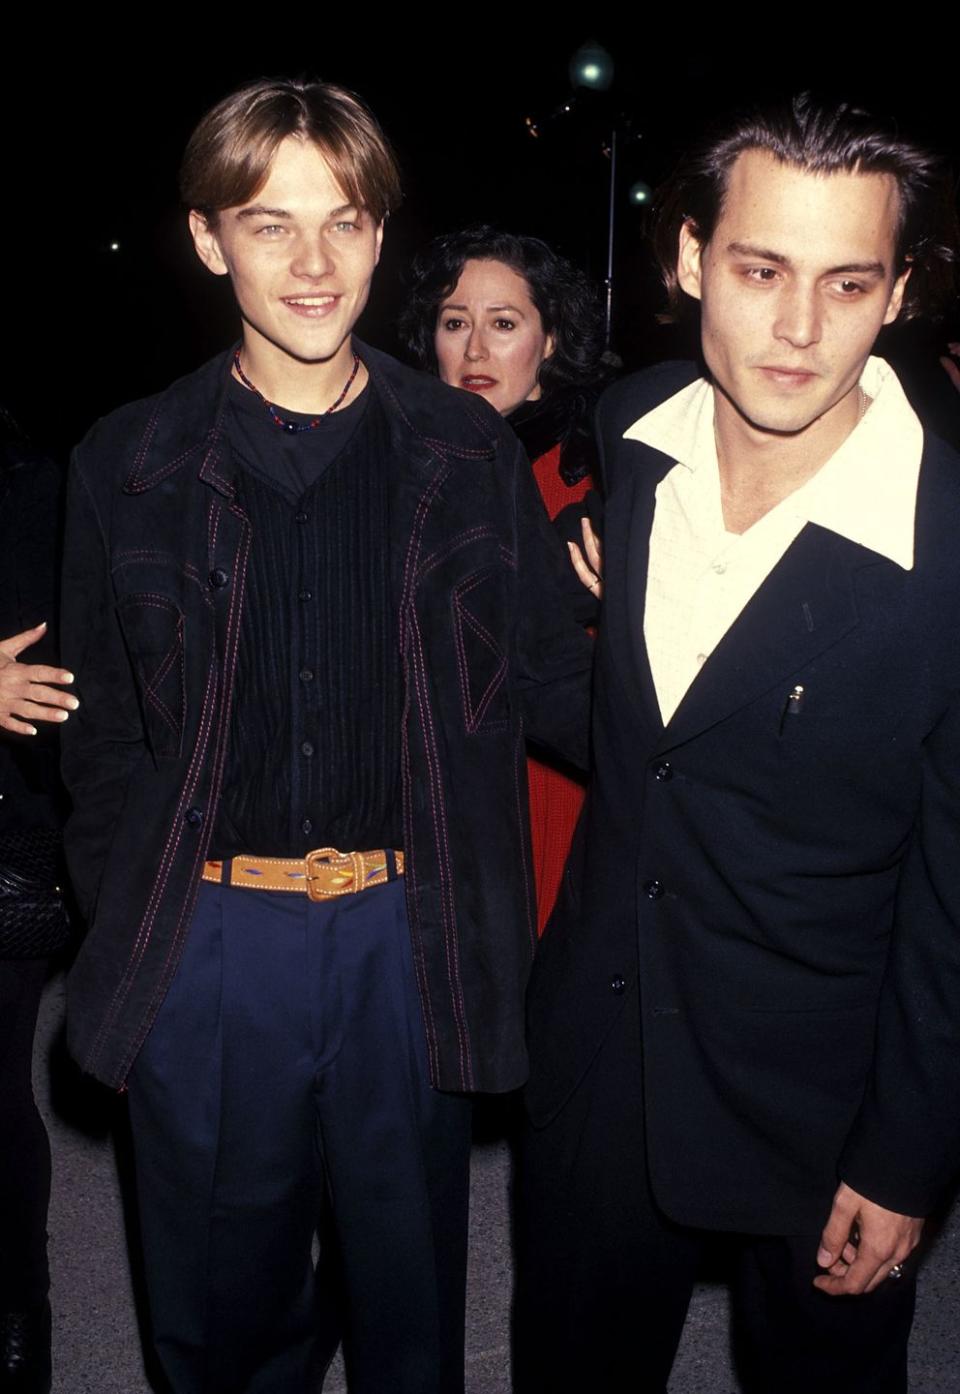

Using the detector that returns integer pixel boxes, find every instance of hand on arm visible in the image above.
[567,517,603,599]
[813,1181,923,1295]
[0,622,78,735]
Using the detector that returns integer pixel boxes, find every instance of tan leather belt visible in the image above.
[202,848,404,901]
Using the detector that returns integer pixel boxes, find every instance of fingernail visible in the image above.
[26,726,37,736]
[56,711,69,722]
[67,698,80,710]
[62,673,74,684]
[817,1246,831,1266]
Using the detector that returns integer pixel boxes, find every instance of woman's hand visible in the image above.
[0,623,78,735]
[567,517,603,600]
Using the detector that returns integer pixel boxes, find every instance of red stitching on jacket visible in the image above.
[113,553,203,585]
[418,526,497,582]
[131,505,252,1070]
[410,607,472,1090]
[88,660,218,1070]
[401,687,440,1083]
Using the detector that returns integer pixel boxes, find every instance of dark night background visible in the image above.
[5,30,960,456]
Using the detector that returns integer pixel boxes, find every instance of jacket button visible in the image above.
[643,879,665,900]
[185,807,204,829]
[299,668,314,683]
[653,761,673,781]
[611,975,626,995]
[295,511,308,524]
[209,567,229,589]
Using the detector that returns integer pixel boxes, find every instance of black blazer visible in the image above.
[526,361,960,1233]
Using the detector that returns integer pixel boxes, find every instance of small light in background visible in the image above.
[569,40,614,92]
[109,242,120,251]
[629,181,652,207]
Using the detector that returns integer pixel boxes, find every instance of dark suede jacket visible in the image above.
[61,343,592,1092]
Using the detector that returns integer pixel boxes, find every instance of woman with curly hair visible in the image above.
[401,226,609,934]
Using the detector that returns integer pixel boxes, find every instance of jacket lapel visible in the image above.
[655,523,884,754]
[603,446,672,731]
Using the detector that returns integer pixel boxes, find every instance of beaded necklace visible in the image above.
[233,349,361,432]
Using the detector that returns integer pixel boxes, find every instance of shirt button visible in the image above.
[653,761,673,782]
[696,653,707,666]
[295,511,308,524]
[611,975,626,996]
[299,668,314,683]
[712,560,727,575]
[299,589,313,602]
[643,879,665,900]
[301,741,314,757]
[302,818,313,836]
[185,807,204,829]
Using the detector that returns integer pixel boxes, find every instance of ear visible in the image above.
[882,263,912,326]
[188,210,230,278]
[677,219,705,302]
[374,220,384,267]
[542,331,557,363]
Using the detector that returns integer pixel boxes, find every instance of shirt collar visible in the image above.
[623,356,922,571]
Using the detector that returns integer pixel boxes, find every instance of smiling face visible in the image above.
[677,149,909,441]
[189,135,383,392]
[433,258,555,416]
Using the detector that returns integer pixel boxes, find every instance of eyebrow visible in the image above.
[725,241,886,277]
[439,301,526,313]
[236,202,359,221]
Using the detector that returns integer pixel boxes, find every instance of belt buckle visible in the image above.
[304,847,363,901]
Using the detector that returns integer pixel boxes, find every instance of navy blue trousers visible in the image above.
[128,877,472,1394]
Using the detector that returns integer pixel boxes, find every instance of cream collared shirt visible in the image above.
[625,357,923,725]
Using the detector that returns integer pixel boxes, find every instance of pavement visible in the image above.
[35,973,960,1393]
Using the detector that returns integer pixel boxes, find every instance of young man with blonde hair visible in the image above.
[61,78,590,1394]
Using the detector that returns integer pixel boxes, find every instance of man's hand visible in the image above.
[567,517,603,599]
[0,623,78,735]
[813,1181,923,1295]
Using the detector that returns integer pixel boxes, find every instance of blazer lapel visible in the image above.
[602,447,672,731]
[655,523,885,754]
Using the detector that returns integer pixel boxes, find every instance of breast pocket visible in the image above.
[451,565,511,734]
[117,593,186,760]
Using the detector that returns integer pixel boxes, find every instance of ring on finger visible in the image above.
[888,1263,905,1281]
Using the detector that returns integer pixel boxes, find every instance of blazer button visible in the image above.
[209,567,230,589]
[185,807,204,829]
[653,761,673,782]
[611,975,626,995]
[643,879,665,900]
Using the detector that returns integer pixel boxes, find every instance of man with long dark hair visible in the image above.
[59,78,590,1394]
[517,94,960,1392]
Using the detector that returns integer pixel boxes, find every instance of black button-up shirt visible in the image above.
[210,380,403,858]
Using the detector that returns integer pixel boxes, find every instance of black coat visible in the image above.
[526,362,960,1232]
[60,343,592,1093]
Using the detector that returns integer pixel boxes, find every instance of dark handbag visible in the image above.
[0,825,72,958]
